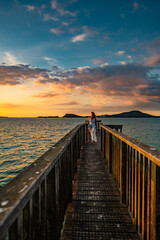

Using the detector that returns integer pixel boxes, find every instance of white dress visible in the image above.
[88,117,97,142]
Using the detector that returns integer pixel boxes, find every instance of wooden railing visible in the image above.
[0,123,87,240]
[101,124,160,240]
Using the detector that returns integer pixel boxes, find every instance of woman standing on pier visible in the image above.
[88,112,97,143]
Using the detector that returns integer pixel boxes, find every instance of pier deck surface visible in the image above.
[61,134,139,240]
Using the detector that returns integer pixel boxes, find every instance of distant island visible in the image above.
[97,110,160,118]
[0,116,8,118]
[63,113,86,118]
[38,116,59,118]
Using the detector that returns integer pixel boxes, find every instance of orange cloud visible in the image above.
[145,55,160,66]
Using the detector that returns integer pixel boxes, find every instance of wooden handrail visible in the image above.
[100,124,160,240]
[101,124,160,166]
[0,123,87,240]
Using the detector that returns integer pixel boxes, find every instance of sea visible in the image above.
[0,117,160,188]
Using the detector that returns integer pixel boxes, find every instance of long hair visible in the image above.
[91,112,96,119]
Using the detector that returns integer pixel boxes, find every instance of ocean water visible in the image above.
[0,118,160,188]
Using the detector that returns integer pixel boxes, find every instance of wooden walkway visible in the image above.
[61,134,140,240]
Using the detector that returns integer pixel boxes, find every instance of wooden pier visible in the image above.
[61,133,139,239]
[0,123,160,240]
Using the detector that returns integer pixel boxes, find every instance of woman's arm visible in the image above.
[88,117,90,126]
[95,116,97,130]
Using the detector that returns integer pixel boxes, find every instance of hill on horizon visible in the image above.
[97,110,160,118]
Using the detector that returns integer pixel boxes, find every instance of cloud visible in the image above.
[1,61,159,110]
[71,33,88,42]
[51,0,57,9]
[43,13,59,21]
[47,64,160,104]
[100,62,109,67]
[146,55,160,66]
[16,1,46,15]
[132,2,147,12]
[145,36,160,66]
[50,28,63,35]
[77,66,90,72]
[43,56,57,61]
[62,21,70,26]
[71,26,97,43]
[115,51,125,56]
[25,5,36,11]
[3,52,22,65]
[0,64,52,86]
[91,58,106,65]
[120,61,126,65]
[51,0,76,17]
[58,101,78,105]
[33,91,59,98]
[52,65,59,71]
[0,103,23,108]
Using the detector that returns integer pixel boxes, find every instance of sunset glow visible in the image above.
[0,0,160,117]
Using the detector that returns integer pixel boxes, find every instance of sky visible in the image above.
[0,0,160,117]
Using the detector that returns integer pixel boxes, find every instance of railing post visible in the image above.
[9,219,18,240]
[150,162,160,240]
[147,159,151,240]
[128,146,132,213]
[142,156,148,240]
[46,167,56,240]
[103,129,106,158]
[32,188,40,240]
[100,126,102,151]
[41,179,47,240]
[55,161,60,239]
[138,152,142,234]
[85,123,88,144]
[134,150,138,227]
[120,140,127,204]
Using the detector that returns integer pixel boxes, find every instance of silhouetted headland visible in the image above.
[63,113,87,118]
[97,110,160,118]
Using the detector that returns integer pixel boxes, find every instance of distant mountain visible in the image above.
[0,116,8,118]
[63,113,85,118]
[97,110,160,118]
[38,116,59,118]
